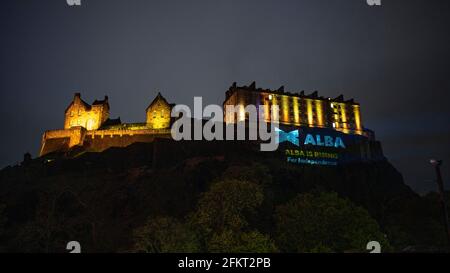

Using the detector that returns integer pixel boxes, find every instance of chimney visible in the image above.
[73,93,81,102]
[22,152,32,166]
[335,94,344,101]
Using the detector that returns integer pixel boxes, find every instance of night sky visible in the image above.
[0,0,449,193]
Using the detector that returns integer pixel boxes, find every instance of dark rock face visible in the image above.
[0,140,446,252]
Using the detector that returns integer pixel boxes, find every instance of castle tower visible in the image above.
[64,93,110,130]
[146,92,173,129]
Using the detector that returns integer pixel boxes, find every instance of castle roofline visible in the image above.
[65,93,91,113]
[65,93,111,113]
[100,117,121,128]
[226,81,360,105]
[93,95,109,105]
[146,92,173,112]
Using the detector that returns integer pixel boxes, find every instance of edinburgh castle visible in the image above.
[40,82,376,158]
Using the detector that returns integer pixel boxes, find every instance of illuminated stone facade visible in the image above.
[40,82,371,157]
[64,93,110,130]
[223,82,364,136]
[40,92,173,156]
[146,92,174,129]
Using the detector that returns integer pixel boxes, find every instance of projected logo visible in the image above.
[276,127,346,149]
[276,127,346,166]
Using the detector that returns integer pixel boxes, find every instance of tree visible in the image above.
[191,179,264,234]
[13,191,94,253]
[382,192,449,250]
[132,216,200,253]
[190,179,278,252]
[220,163,273,187]
[208,229,277,253]
[275,192,390,253]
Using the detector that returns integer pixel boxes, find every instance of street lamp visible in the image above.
[429,159,450,246]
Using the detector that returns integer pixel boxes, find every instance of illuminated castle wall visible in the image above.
[223,82,365,136]
[146,92,174,129]
[40,82,374,157]
[40,93,173,156]
[64,93,110,130]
